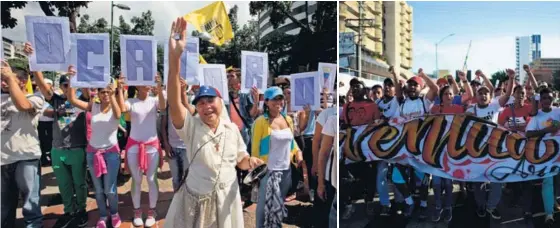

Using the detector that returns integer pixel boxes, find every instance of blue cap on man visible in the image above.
[192,85,222,105]
[264,86,284,100]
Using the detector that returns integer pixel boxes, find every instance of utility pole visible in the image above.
[345,2,374,78]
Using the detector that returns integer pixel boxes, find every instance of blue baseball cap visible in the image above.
[264,86,284,100]
[192,85,222,105]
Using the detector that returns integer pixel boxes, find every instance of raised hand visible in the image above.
[179,78,188,91]
[24,42,34,56]
[155,72,163,88]
[66,65,77,77]
[1,60,15,80]
[523,64,531,73]
[506,68,516,78]
[458,71,467,81]
[250,86,259,102]
[169,17,187,59]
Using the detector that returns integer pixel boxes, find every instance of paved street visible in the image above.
[340,185,560,228]
[15,160,311,228]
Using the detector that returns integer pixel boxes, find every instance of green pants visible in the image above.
[51,148,87,214]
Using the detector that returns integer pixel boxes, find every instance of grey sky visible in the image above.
[1,1,255,44]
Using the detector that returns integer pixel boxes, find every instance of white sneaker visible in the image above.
[133,209,144,227]
[145,209,157,227]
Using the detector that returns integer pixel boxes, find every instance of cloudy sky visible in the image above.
[1,1,254,43]
[408,1,560,74]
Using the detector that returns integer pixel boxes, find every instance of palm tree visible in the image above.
[490,70,508,87]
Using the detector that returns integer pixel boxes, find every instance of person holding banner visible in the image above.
[116,72,165,227]
[252,86,304,228]
[25,42,90,228]
[64,66,123,228]
[429,71,472,222]
[390,68,439,218]
[525,87,560,227]
[1,61,44,228]
[465,69,515,220]
[164,16,264,228]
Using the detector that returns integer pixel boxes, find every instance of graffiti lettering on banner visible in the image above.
[341,114,560,182]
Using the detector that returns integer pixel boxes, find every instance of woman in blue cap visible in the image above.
[164,17,264,228]
[251,85,305,227]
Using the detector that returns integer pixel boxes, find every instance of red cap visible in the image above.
[407,76,425,88]
[436,78,448,86]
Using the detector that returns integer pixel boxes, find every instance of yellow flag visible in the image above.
[25,74,33,94]
[184,1,234,46]
[199,55,208,64]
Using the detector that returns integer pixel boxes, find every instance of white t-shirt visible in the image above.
[89,103,119,148]
[526,108,560,134]
[267,128,293,171]
[466,99,503,122]
[316,107,337,127]
[396,97,433,119]
[34,91,54,122]
[322,115,337,189]
[376,97,399,119]
[126,97,159,145]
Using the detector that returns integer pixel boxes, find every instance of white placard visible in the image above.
[25,16,71,71]
[318,62,337,93]
[241,51,268,93]
[198,64,229,104]
[120,35,157,86]
[164,37,199,85]
[70,33,110,88]
[290,71,321,111]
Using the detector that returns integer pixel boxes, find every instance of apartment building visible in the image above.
[516,34,541,83]
[3,37,26,60]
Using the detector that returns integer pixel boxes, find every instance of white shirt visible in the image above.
[126,97,159,144]
[267,128,293,171]
[34,91,54,122]
[396,97,433,119]
[376,97,399,119]
[167,116,186,148]
[89,103,119,148]
[316,107,337,127]
[466,99,503,122]
[322,115,337,189]
[526,108,560,134]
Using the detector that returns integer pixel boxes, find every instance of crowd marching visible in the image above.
[339,65,560,227]
[1,17,338,228]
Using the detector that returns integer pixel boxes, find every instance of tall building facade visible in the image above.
[516,34,541,83]
[2,37,26,60]
[339,1,413,80]
[531,58,560,73]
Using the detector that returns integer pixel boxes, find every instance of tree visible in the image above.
[554,70,560,91]
[1,1,90,32]
[250,1,336,74]
[490,70,508,87]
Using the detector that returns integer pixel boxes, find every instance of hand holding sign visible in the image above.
[250,86,259,103]
[290,72,321,111]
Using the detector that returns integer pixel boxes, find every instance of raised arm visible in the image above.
[168,17,188,129]
[523,65,538,90]
[109,82,121,119]
[447,74,460,94]
[499,69,516,107]
[418,68,439,101]
[476,70,495,93]
[66,66,91,111]
[249,86,260,118]
[116,75,128,112]
[458,71,473,105]
[390,66,403,100]
[155,73,166,111]
[1,61,38,112]
[179,78,195,115]
[24,42,53,101]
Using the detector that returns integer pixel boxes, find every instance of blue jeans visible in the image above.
[168,147,187,191]
[542,177,554,215]
[329,192,337,228]
[376,161,391,206]
[86,152,120,218]
[432,176,453,209]
[473,182,502,210]
[1,159,43,228]
[256,169,292,228]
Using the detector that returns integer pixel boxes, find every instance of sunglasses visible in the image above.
[62,84,69,88]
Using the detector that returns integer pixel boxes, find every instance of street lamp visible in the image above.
[110,1,130,76]
[435,33,455,78]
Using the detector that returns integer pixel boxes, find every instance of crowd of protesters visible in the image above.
[1,18,338,228]
[339,65,560,227]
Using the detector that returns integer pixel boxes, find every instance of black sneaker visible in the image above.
[53,213,75,228]
[476,207,486,218]
[380,206,391,217]
[73,209,88,227]
[418,206,428,220]
[403,203,414,217]
[486,208,501,220]
[366,201,375,217]
[432,207,443,222]
[545,216,555,228]
[443,208,452,222]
